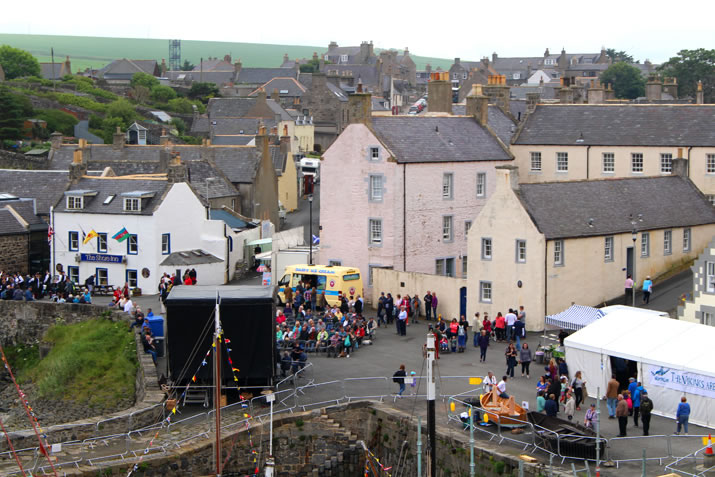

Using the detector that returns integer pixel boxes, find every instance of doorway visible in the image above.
[626,247,634,277]
[459,287,467,318]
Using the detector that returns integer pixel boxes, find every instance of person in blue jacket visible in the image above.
[642,276,653,304]
[675,396,690,435]
[632,382,646,427]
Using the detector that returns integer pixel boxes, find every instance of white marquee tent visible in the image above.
[564,309,715,428]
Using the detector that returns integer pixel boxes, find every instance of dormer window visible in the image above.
[340,54,348,63]
[124,198,141,212]
[67,196,83,210]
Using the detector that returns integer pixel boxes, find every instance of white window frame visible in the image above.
[479,281,492,303]
[707,154,715,174]
[68,231,79,251]
[660,153,672,174]
[476,172,486,197]
[554,239,564,266]
[481,238,492,260]
[708,195,715,207]
[340,54,348,63]
[442,215,453,242]
[707,262,715,293]
[530,152,542,172]
[663,229,672,255]
[435,258,455,277]
[369,175,383,201]
[161,233,171,255]
[462,72,468,80]
[604,236,614,262]
[96,268,108,286]
[602,152,614,173]
[442,173,453,199]
[127,234,138,254]
[683,228,691,252]
[66,196,83,210]
[462,256,468,278]
[703,311,715,326]
[516,239,526,263]
[124,197,141,212]
[369,146,380,161]
[126,269,138,288]
[641,232,650,257]
[513,72,521,80]
[631,153,644,173]
[369,219,382,246]
[97,233,108,253]
[68,266,79,284]
[556,152,568,172]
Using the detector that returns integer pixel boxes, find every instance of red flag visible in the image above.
[47,226,54,244]
[191,376,196,382]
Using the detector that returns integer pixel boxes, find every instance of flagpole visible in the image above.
[50,206,55,282]
[214,293,222,476]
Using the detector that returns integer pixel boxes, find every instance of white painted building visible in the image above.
[52,173,258,294]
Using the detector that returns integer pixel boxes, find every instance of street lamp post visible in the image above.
[206,177,216,220]
[308,195,313,265]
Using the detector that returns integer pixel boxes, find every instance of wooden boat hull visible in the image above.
[479,391,527,427]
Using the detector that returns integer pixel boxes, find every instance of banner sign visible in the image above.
[646,364,715,399]
[81,253,123,264]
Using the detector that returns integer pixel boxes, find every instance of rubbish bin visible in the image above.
[535,351,545,364]
[154,338,164,358]
[148,316,164,338]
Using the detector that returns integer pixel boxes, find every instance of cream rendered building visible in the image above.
[512,104,715,201]
[468,165,715,331]
[678,237,715,326]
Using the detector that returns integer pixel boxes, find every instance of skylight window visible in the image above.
[103,195,115,205]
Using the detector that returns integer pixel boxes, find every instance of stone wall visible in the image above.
[0,233,30,275]
[0,301,165,451]
[61,402,570,476]
[0,149,50,170]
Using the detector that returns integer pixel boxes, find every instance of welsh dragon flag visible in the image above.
[112,227,130,242]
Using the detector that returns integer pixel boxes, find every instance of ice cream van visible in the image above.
[276,264,363,307]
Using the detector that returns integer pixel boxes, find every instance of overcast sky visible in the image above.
[1,0,710,64]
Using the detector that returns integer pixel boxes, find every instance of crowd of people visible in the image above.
[0,270,96,304]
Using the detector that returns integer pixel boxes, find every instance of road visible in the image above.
[283,183,320,247]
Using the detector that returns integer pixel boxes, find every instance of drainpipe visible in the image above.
[403,164,407,271]
[586,145,591,179]
[224,223,230,284]
[543,239,548,334]
[687,147,693,179]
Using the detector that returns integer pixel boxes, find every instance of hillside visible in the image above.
[0,33,454,72]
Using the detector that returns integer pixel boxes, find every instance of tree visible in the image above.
[658,49,715,103]
[599,62,646,99]
[0,86,33,142]
[170,117,186,135]
[100,116,125,144]
[129,71,159,90]
[106,99,137,125]
[167,97,193,114]
[188,82,220,103]
[0,45,41,79]
[180,59,195,71]
[35,109,78,136]
[150,85,177,103]
[605,48,636,64]
[130,85,150,104]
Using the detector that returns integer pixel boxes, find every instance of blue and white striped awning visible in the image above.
[545,305,605,331]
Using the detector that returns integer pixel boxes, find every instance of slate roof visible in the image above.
[514,105,715,146]
[0,170,70,215]
[58,177,170,215]
[517,176,715,240]
[191,117,210,134]
[208,98,256,118]
[250,78,306,97]
[167,70,235,86]
[40,63,68,80]
[326,82,348,102]
[371,116,512,164]
[445,105,516,144]
[210,148,261,183]
[99,59,158,80]
[211,118,278,136]
[193,59,234,72]
[0,200,45,235]
[267,100,294,121]
[236,68,296,85]
[212,135,255,146]
[160,249,222,266]
[324,65,378,87]
[271,146,286,176]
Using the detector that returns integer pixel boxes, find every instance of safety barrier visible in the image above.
[606,434,672,466]
[344,376,391,402]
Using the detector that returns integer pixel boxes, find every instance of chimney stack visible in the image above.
[160,58,167,76]
[347,81,372,125]
[50,131,63,150]
[69,149,87,181]
[465,84,488,126]
[427,72,452,114]
[588,80,605,104]
[112,126,125,149]
[645,76,662,101]
[559,85,574,104]
[663,77,678,99]
[495,164,519,191]
[167,153,188,183]
[234,59,242,75]
[526,92,541,114]
[279,134,291,157]
[696,80,704,104]
[271,88,280,102]
[483,75,510,113]
[159,129,170,146]
[605,83,616,101]
[672,148,689,178]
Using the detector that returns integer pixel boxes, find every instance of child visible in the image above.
[624,390,633,416]
[564,392,575,421]
[440,336,449,352]
[410,371,417,395]
[560,376,569,403]
[536,390,546,413]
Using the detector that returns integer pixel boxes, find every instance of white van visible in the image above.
[299,157,320,183]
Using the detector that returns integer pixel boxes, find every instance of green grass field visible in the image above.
[0,33,453,72]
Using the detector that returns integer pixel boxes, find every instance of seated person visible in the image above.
[439,336,449,351]
[290,346,302,374]
[142,330,158,365]
[327,331,341,358]
[316,328,329,350]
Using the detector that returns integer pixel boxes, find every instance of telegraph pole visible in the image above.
[426,332,436,477]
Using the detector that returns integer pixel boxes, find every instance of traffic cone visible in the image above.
[706,434,713,457]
